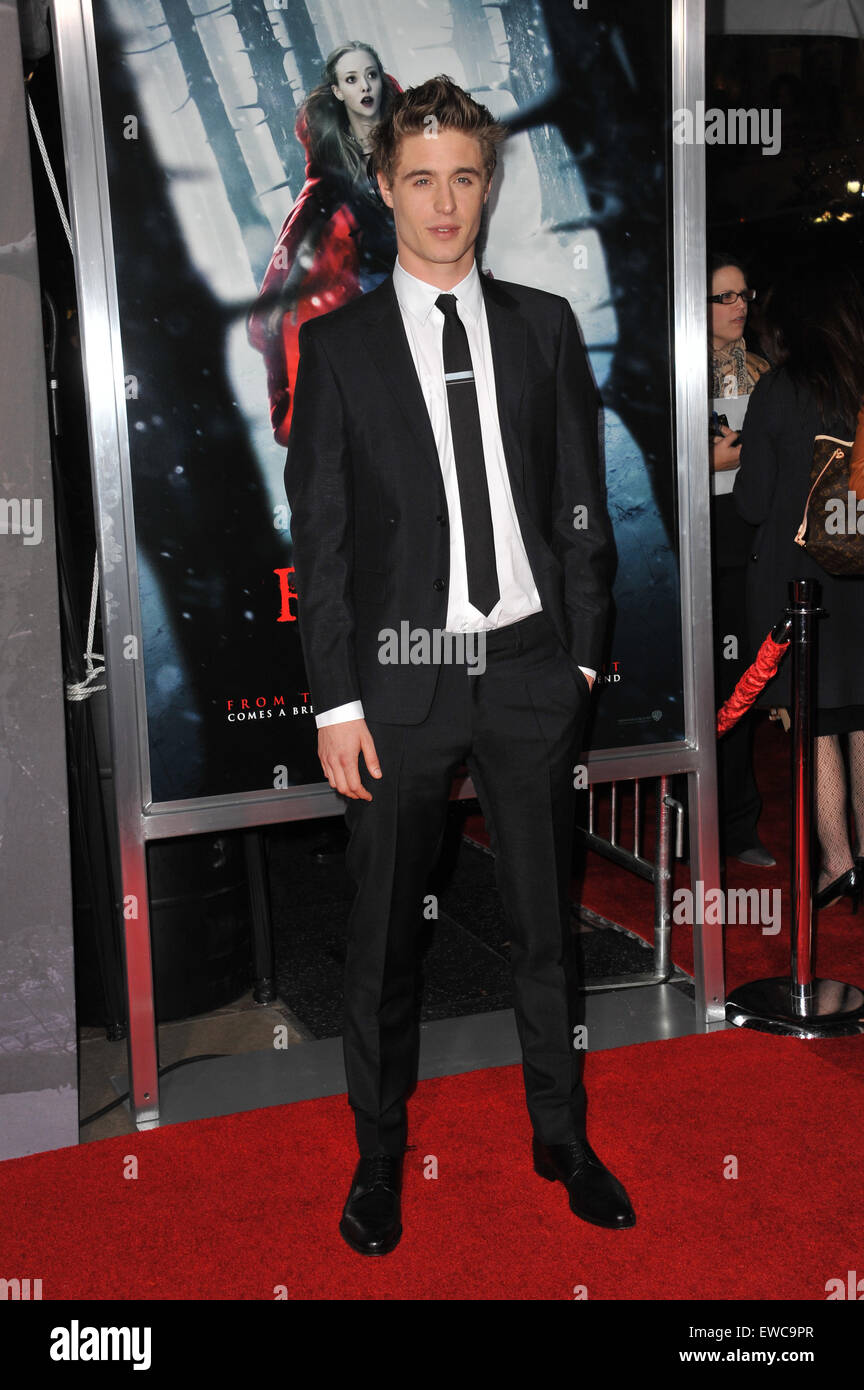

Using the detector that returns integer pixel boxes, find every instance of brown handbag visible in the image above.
[794,403,864,575]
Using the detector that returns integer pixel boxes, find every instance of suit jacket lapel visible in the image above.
[481,275,527,495]
[363,276,442,489]
[362,271,529,498]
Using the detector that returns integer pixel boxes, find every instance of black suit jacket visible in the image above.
[284,270,617,724]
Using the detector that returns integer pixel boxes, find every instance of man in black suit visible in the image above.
[285,76,635,1254]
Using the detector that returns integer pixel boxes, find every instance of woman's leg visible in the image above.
[814,733,854,891]
[846,729,864,859]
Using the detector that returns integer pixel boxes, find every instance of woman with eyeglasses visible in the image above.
[734,261,864,912]
[708,252,774,866]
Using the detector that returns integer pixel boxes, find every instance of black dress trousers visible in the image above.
[341,610,590,1156]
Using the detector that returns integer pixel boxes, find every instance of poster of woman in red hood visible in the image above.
[248,41,401,445]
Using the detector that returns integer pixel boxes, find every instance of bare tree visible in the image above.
[160,0,273,280]
[449,0,503,90]
[232,0,307,197]
[504,0,676,538]
[491,0,586,226]
[277,0,325,99]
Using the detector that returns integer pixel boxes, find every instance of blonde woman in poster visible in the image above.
[248,41,401,443]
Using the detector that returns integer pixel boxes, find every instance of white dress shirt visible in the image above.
[315,257,593,727]
[710,390,748,496]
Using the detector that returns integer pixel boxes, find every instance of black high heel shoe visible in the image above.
[815,867,861,912]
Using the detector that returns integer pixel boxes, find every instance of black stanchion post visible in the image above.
[726,578,864,1037]
[790,578,816,1014]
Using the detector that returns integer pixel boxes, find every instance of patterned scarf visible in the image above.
[711,337,768,399]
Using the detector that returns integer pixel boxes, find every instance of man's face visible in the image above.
[377,128,491,279]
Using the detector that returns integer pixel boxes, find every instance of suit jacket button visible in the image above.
[750,552,758,561]
[433,578,445,591]
[436,514,446,526]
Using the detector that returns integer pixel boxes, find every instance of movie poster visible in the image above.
[91,0,683,805]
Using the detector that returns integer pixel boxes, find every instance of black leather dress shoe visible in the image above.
[734,842,776,868]
[339,1153,403,1256]
[533,1137,636,1229]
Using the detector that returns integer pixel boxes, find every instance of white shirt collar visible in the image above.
[392,256,483,327]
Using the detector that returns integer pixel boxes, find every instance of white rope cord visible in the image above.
[28,92,107,702]
[27,93,73,253]
[66,553,106,700]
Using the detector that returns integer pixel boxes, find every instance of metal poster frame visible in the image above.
[52,0,722,1129]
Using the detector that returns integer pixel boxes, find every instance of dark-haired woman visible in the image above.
[248,42,400,444]
[734,262,864,910]
[709,254,774,865]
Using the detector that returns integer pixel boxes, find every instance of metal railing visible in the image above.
[576,775,687,992]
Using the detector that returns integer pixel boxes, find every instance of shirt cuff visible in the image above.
[577,666,596,682]
[315,700,365,729]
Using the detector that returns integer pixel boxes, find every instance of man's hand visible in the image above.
[711,425,742,472]
[582,671,595,692]
[318,718,382,801]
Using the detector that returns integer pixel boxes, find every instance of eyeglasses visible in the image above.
[708,289,756,305]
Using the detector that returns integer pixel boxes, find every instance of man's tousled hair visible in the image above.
[369,75,507,185]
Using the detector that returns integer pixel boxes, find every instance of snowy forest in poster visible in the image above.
[91,0,683,804]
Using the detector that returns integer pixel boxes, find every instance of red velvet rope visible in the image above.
[717,633,790,735]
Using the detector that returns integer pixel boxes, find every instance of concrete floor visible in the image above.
[79,971,713,1140]
[78,990,307,1142]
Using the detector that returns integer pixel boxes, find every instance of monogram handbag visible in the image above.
[794,403,864,575]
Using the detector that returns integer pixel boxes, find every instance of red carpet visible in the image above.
[2,1028,862,1300]
[466,713,864,1003]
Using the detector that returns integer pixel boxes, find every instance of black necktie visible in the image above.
[435,293,500,618]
